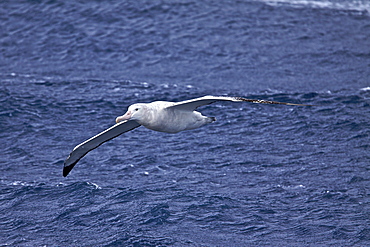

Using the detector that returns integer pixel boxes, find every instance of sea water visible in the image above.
[0,0,369,246]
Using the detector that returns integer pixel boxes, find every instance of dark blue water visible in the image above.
[1,0,369,246]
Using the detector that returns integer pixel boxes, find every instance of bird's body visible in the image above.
[125,101,215,133]
[63,95,309,177]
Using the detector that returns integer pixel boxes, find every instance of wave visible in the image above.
[258,0,370,13]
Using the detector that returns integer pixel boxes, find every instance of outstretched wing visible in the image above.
[63,120,141,177]
[167,95,309,111]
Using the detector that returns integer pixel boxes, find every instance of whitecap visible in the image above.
[87,182,102,189]
[259,0,370,13]
[360,87,370,91]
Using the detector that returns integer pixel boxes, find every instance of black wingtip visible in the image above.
[63,164,75,177]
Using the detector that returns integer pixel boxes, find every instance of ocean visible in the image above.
[0,0,369,246]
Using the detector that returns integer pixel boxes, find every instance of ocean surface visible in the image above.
[1,0,369,246]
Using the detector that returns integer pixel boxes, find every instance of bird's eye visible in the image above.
[135,108,139,111]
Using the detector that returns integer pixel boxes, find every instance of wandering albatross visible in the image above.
[63,95,309,177]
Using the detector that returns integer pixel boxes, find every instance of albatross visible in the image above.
[63,95,309,177]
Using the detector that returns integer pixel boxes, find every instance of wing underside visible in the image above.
[63,120,141,177]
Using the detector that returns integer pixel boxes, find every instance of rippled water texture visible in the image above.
[1,0,369,246]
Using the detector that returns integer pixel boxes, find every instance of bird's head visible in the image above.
[116,103,147,123]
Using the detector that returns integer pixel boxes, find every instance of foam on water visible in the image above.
[260,0,370,13]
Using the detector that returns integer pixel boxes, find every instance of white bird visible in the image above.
[63,95,309,177]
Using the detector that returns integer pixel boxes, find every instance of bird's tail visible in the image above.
[208,117,216,122]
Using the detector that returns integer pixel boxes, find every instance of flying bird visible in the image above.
[63,95,309,177]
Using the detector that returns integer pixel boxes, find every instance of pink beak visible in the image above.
[116,111,131,123]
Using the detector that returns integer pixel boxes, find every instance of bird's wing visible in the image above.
[167,95,309,111]
[63,120,141,177]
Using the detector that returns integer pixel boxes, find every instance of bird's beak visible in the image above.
[116,111,131,123]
